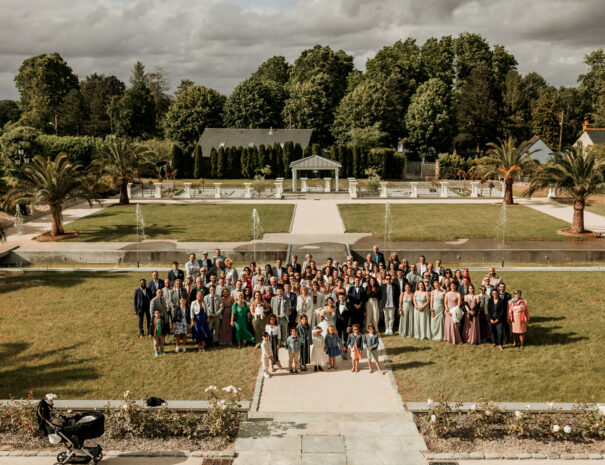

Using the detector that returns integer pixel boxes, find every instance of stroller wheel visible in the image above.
[56,451,68,463]
[93,453,103,464]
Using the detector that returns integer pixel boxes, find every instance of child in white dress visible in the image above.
[310,326,326,372]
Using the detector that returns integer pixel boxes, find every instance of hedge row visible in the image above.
[437,152,479,179]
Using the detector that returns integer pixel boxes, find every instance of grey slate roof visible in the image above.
[584,129,605,145]
[197,128,313,157]
[290,155,342,169]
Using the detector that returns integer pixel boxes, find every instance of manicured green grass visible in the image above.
[66,204,294,242]
[0,272,259,400]
[587,204,605,217]
[339,204,570,241]
[384,271,605,402]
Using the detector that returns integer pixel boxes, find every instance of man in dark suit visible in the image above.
[335,293,351,359]
[134,279,152,338]
[147,271,164,296]
[347,276,366,328]
[498,282,512,343]
[289,255,301,275]
[283,282,298,329]
[272,259,286,281]
[371,244,385,265]
[321,257,334,275]
[198,252,212,272]
[380,275,400,335]
[167,261,184,283]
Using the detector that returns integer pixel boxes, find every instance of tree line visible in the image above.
[1,35,604,160]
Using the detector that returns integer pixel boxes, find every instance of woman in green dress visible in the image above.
[430,280,445,341]
[413,281,431,340]
[398,283,415,337]
[231,292,254,348]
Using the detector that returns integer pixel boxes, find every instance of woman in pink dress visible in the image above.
[508,290,529,348]
[443,282,463,344]
[462,284,481,344]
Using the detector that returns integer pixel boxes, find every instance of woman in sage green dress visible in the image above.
[413,281,431,340]
[430,280,445,341]
[231,292,254,349]
[398,283,414,337]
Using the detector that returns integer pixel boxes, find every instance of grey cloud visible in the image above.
[0,0,602,100]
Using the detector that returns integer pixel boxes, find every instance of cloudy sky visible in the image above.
[1,0,604,100]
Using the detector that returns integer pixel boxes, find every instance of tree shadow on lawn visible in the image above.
[388,360,435,370]
[385,346,431,356]
[526,316,589,346]
[75,224,197,242]
[0,342,99,398]
[0,273,88,292]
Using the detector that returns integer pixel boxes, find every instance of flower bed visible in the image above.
[0,388,243,452]
[416,398,605,454]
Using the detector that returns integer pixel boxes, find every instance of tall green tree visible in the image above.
[251,56,291,85]
[164,85,225,150]
[284,45,354,143]
[108,83,155,138]
[525,144,605,233]
[453,33,493,85]
[492,45,518,92]
[501,70,530,140]
[171,143,185,179]
[57,89,85,135]
[130,61,146,87]
[93,140,154,204]
[193,144,203,178]
[332,80,395,145]
[455,64,499,151]
[578,48,605,126]
[0,100,21,128]
[282,141,293,174]
[405,78,454,159]
[421,36,455,87]
[80,74,125,136]
[282,74,331,140]
[216,147,225,178]
[209,147,218,178]
[474,136,536,205]
[14,53,79,131]
[531,88,560,149]
[272,143,283,177]
[223,77,284,128]
[145,66,172,133]
[366,38,426,138]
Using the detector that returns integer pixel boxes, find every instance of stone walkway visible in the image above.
[290,200,346,234]
[519,198,605,232]
[233,341,427,465]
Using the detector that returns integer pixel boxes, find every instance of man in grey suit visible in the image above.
[272,259,286,281]
[406,264,421,291]
[380,275,400,335]
[203,284,223,344]
[271,287,291,347]
[150,289,169,343]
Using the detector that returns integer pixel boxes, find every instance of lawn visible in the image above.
[339,204,570,241]
[384,271,605,402]
[587,204,605,217]
[0,272,259,400]
[66,203,294,242]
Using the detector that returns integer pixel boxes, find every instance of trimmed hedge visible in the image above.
[437,152,479,179]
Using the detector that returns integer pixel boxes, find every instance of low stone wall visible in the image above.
[1,247,288,266]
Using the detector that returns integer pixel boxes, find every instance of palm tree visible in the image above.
[3,153,93,237]
[473,136,537,205]
[94,140,154,205]
[525,144,605,234]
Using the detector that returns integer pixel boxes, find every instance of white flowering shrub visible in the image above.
[206,385,241,438]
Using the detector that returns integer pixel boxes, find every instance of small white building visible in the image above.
[526,135,553,164]
[574,123,605,150]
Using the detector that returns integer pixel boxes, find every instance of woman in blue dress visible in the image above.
[190,290,211,352]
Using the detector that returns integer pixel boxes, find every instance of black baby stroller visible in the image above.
[37,399,104,465]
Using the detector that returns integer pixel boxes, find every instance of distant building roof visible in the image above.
[197,128,313,157]
[290,155,342,170]
[583,129,605,145]
[526,136,553,164]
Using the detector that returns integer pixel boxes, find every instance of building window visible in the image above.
[219,142,225,148]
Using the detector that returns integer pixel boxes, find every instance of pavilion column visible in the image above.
[292,169,297,192]
[335,170,339,192]
[301,177,308,193]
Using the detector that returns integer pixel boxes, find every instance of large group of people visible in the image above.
[133,246,530,361]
